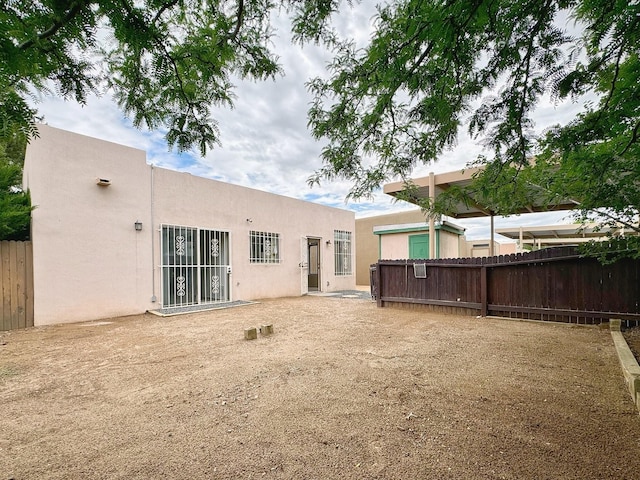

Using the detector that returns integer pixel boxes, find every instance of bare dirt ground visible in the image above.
[2,295,640,480]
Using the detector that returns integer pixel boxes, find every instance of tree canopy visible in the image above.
[0,0,340,153]
[307,0,639,242]
[0,131,31,240]
[2,0,638,250]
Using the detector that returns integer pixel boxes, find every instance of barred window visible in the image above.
[334,230,352,275]
[250,231,281,263]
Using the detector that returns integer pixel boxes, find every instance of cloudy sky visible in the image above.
[34,1,585,240]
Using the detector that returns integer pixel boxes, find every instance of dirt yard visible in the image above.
[2,295,640,479]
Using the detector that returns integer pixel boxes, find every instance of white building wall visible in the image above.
[24,125,355,326]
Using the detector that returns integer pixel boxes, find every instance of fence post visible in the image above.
[376,262,383,307]
[480,266,487,317]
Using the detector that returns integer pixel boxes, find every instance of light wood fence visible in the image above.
[1,241,34,330]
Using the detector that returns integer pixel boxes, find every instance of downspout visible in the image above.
[150,164,157,303]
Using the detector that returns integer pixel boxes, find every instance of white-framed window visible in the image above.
[250,231,281,263]
[334,230,352,275]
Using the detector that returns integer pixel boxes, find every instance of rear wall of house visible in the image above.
[24,125,355,325]
[24,125,153,325]
[152,167,355,301]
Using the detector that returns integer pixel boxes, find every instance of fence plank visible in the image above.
[16,241,27,329]
[25,241,34,328]
[1,242,9,331]
[9,242,18,330]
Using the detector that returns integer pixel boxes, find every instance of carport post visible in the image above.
[429,172,436,259]
[489,214,495,257]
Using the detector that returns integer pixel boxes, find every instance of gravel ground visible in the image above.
[1,295,640,479]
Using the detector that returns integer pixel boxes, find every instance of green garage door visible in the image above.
[409,234,429,259]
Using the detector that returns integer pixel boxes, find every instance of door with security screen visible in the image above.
[199,229,230,303]
[161,225,231,308]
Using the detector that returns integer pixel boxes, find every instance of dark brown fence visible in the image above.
[1,241,34,331]
[372,246,640,325]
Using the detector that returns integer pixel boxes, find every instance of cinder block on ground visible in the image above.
[244,327,257,340]
[260,324,274,335]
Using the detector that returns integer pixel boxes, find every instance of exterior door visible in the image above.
[300,237,309,295]
[307,238,321,291]
[409,234,430,259]
[161,225,231,308]
[199,229,230,304]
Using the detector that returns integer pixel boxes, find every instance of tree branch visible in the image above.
[229,0,245,42]
[152,0,180,25]
[619,119,640,156]
[19,1,90,51]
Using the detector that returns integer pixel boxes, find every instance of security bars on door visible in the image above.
[161,225,230,308]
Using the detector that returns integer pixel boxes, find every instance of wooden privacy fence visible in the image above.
[372,246,640,325]
[1,241,34,331]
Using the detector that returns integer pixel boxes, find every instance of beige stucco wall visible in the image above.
[24,125,355,325]
[152,167,355,301]
[460,239,517,258]
[439,230,462,258]
[379,232,412,260]
[355,210,426,285]
[24,125,153,326]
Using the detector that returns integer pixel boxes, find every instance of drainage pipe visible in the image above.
[150,164,157,303]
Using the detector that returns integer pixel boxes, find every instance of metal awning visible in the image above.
[496,224,616,248]
[383,167,578,257]
[383,167,578,219]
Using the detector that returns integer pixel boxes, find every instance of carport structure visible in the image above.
[383,167,578,257]
[496,223,621,250]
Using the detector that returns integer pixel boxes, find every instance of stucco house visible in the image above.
[355,210,467,285]
[355,209,427,285]
[355,210,518,286]
[373,220,466,261]
[23,125,355,325]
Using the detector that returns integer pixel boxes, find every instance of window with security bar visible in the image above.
[334,230,353,276]
[250,231,281,263]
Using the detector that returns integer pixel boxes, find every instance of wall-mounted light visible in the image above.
[134,221,143,231]
[246,218,253,223]
[326,240,332,246]
[96,178,111,186]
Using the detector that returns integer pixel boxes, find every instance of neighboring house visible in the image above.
[356,210,522,286]
[355,209,427,285]
[355,210,467,285]
[23,125,355,326]
[374,220,466,260]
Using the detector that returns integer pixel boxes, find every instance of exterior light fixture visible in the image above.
[134,221,143,231]
[326,240,332,246]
